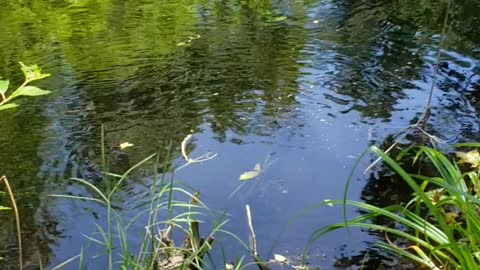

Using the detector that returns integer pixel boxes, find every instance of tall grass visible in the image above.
[51,132,244,270]
[309,144,480,269]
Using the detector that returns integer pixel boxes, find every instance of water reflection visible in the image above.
[0,0,479,269]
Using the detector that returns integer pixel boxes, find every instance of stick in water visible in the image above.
[245,205,270,270]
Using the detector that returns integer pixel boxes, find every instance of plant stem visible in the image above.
[422,0,451,125]
[0,78,31,107]
[1,176,23,270]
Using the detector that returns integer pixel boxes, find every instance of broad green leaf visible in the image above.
[0,103,19,111]
[456,150,480,168]
[239,163,261,181]
[19,62,50,81]
[10,86,51,99]
[0,206,11,211]
[0,80,9,94]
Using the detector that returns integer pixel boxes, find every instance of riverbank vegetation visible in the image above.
[306,144,480,269]
[3,65,480,270]
[3,1,480,269]
[0,63,52,269]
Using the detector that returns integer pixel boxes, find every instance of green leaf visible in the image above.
[0,103,19,111]
[0,80,9,94]
[0,206,11,211]
[19,62,50,81]
[239,163,261,181]
[10,86,51,99]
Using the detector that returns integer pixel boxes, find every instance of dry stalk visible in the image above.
[245,205,270,270]
[1,176,23,270]
[246,205,257,256]
[179,134,217,167]
[365,1,451,173]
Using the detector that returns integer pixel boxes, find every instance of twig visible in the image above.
[246,205,257,256]
[365,2,451,172]
[364,127,411,173]
[180,134,218,164]
[1,176,23,270]
[424,0,451,115]
[245,205,270,270]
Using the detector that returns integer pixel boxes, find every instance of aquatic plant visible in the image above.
[50,131,251,270]
[309,144,480,269]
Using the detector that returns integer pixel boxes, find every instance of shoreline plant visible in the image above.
[0,62,52,269]
[306,144,480,269]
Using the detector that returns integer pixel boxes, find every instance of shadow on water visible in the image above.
[0,0,479,269]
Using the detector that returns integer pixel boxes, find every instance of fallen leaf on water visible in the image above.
[119,142,134,150]
[239,163,261,181]
[225,263,234,270]
[273,254,287,263]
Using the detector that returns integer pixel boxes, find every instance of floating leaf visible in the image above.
[10,86,51,99]
[239,163,261,181]
[274,254,287,263]
[119,142,134,149]
[225,263,234,270]
[0,103,19,111]
[456,150,480,168]
[177,42,187,46]
[0,80,9,94]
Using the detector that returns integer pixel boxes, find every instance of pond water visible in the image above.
[0,0,479,269]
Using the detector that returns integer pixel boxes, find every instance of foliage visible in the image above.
[1,62,51,211]
[310,145,480,269]
[0,62,51,111]
[51,132,249,270]
[0,63,51,270]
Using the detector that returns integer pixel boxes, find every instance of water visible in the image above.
[0,0,479,269]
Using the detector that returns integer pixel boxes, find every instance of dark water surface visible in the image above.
[0,0,479,269]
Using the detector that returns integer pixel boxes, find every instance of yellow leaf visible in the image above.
[119,142,134,150]
[456,150,480,168]
[239,163,261,181]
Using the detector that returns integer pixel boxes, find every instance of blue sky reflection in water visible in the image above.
[0,0,479,269]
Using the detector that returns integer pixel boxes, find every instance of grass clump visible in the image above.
[50,131,249,270]
[309,144,480,269]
